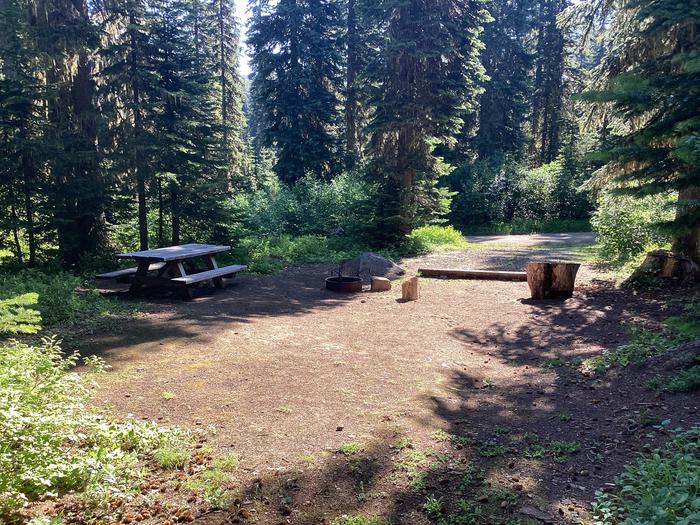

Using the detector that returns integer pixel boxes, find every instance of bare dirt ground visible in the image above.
[68,235,698,525]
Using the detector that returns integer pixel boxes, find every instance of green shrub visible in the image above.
[231,173,379,239]
[406,225,469,253]
[0,270,113,326]
[667,366,700,393]
[591,426,700,524]
[226,234,371,273]
[591,191,674,266]
[0,338,189,517]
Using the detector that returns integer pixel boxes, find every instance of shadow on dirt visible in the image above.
[186,283,696,525]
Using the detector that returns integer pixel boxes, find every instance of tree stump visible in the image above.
[401,276,419,301]
[526,262,551,300]
[527,261,580,300]
[623,250,699,287]
[371,276,391,292]
[550,262,581,299]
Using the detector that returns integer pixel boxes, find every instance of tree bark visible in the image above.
[527,261,580,299]
[526,262,551,299]
[129,10,149,250]
[345,0,359,169]
[550,262,580,299]
[672,186,700,265]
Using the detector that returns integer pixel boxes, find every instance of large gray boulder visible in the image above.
[340,252,405,283]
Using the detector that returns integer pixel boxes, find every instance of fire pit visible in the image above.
[325,276,362,293]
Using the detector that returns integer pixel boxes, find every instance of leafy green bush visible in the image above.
[667,366,700,393]
[0,338,189,517]
[591,191,674,266]
[0,270,113,326]
[449,153,591,229]
[591,426,700,524]
[231,174,379,239]
[226,234,371,273]
[407,225,469,253]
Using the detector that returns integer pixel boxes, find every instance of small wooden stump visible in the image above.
[401,276,419,301]
[527,261,580,300]
[371,276,391,292]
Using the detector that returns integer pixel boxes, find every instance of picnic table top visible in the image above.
[117,244,231,262]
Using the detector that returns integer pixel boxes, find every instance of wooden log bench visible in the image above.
[172,264,247,297]
[96,262,167,282]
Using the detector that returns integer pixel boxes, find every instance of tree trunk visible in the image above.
[672,186,700,265]
[170,183,180,245]
[345,0,359,169]
[129,11,148,250]
[8,180,23,263]
[21,149,36,266]
[158,178,164,246]
[623,250,699,287]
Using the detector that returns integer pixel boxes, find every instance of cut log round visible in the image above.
[401,276,419,301]
[526,262,551,300]
[371,276,391,292]
[550,262,581,299]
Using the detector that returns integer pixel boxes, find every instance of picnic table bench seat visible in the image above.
[96,262,166,280]
[171,265,247,285]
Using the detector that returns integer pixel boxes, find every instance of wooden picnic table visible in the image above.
[98,243,246,297]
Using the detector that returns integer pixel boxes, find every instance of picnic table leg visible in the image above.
[171,261,195,299]
[206,254,224,289]
[129,260,152,295]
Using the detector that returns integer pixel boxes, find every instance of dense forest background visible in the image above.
[0,0,698,270]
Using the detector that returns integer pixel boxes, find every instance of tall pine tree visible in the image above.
[583,0,700,263]
[365,0,490,238]
[248,0,344,184]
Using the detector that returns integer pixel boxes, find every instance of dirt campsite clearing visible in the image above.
[69,235,698,525]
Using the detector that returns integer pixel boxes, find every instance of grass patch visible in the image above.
[0,269,130,327]
[407,225,470,253]
[161,390,176,400]
[581,303,700,374]
[591,426,700,524]
[524,439,579,461]
[462,218,591,236]
[667,365,700,393]
[423,494,444,520]
[431,429,473,447]
[338,442,365,456]
[478,442,512,458]
[153,445,190,469]
[331,515,387,525]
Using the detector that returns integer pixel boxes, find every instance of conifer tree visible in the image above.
[365,0,490,238]
[472,0,535,159]
[0,0,48,264]
[99,0,159,250]
[583,0,700,263]
[248,0,344,184]
[529,0,569,164]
